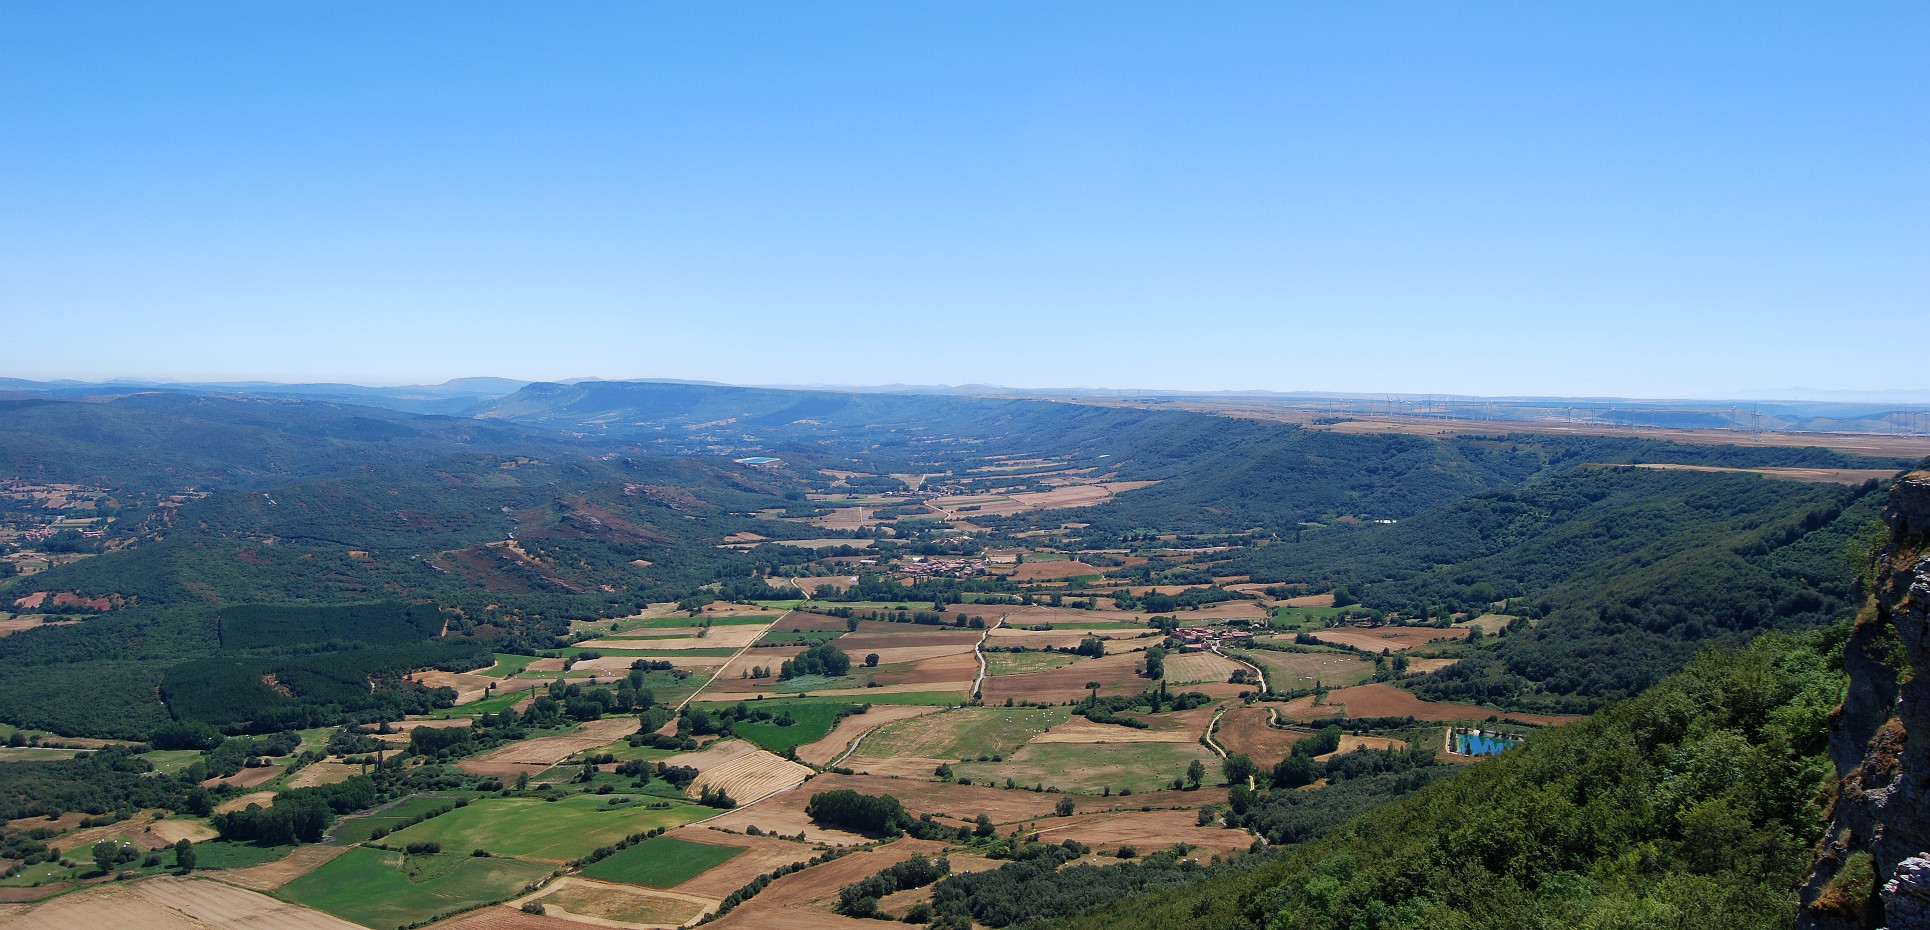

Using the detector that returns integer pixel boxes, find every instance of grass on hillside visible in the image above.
[380,793,711,863]
[580,835,747,888]
[861,706,1069,761]
[279,847,552,928]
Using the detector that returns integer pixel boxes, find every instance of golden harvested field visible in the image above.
[1309,626,1465,653]
[930,481,1157,518]
[1161,651,1242,685]
[694,801,871,846]
[687,748,814,804]
[146,818,219,846]
[580,624,768,650]
[6,876,368,930]
[794,704,944,766]
[570,653,724,674]
[204,765,283,791]
[283,762,358,789]
[1314,734,1408,760]
[214,790,277,814]
[1009,560,1103,581]
[1405,657,1458,674]
[414,669,496,704]
[1279,593,1337,608]
[526,877,711,926]
[979,652,1149,705]
[1029,718,1197,744]
[457,716,640,777]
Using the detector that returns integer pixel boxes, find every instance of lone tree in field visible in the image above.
[1186,759,1207,789]
[174,839,195,872]
[1055,796,1076,817]
[865,653,880,668]
[1222,753,1255,788]
[1085,681,1102,705]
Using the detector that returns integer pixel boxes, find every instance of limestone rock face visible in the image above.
[1798,472,1930,929]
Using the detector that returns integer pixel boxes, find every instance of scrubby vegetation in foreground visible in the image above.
[1028,626,1846,930]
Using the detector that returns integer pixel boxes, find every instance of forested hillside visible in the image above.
[1045,626,1847,930]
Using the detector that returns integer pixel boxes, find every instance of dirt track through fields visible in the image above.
[678,611,790,711]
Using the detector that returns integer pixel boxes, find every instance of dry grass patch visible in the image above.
[1162,652,1242,685]
[794,704,944,766]
[457,716,639,778]
[1309,626,1466,653]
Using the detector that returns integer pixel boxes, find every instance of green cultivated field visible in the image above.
[481,653,543,678]
[381,793,711,862]
[983,651,1078,675]
[580,835,746,888]
[638,615,776,628]
[730,701,851,753]
[951,741,1222,795]
[861,706,1069,761]
[190,839,296,871]
[333,795,466,844]
[279,846,551,928]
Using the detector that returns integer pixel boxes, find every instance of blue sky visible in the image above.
[2,3,1923,396]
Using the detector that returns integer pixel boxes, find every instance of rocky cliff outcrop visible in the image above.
[1799,470,1930,928]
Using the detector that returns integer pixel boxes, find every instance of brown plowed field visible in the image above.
[1310,627,1465,653]
[1214,706,1300,766]
[979,652,1148,705]
[203,765,284,790]
[704,839,950,930]
[1277,683,1580,726]
[688,749,813,804]
[848,643,975,665]
[213,843,351,891]
[1000,606,1158,626]
[835,631,980,651]
[867,653,976,686]
[795,705,944,766]
[1010,560,1103,581]
[458,717,640,777]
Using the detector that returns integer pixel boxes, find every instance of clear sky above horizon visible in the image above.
[2,3,1923,397]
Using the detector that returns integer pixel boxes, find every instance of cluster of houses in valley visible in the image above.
[1172,626,1256,651]
[898,556,982,578]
